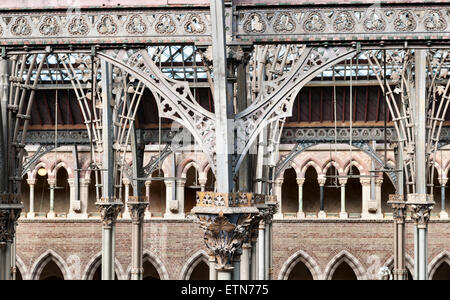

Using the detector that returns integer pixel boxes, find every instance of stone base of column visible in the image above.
[440,211,448,219]
[27,212,36,219]
[144,211,152,219]
[318,211,326,219]
[67,212,89,219]
[122,211,131,219]
[47,212,56,219]
[164,212,185,219]
[273,213,283,220]
[297,212,305,219]
[339,212,348,219]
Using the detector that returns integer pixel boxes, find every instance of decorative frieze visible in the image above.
[0,10,211,45]
[236,6,450,42]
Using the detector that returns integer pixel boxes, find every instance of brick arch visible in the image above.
[29,249,71,280]
[300,159,322,178]
[125,250,170,280]
[382,255,415,280]
[343,159,368,176]
[82,251,125,280]
[278,249,322,280]
[31,161,49,180]
[179,249,209,280]
[15,254,28,280]
[323,250,367,280]
[429,251,450,279]
[322,160,343,178]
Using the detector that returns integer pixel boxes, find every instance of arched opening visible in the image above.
[15,268,23,280]
[39,260,64,280]
[35,170,50,215]
[143,259,161,280]
[149,170,166,217]
[432,262,450,280]
[189,260,209,280]
[346,166,362,216]
[281,168,298,214]
[287,260,313,280]
[205,168,215,192]
[54,168,70,216]
[87,171,98,215]
[324,165,340,214]
[21,174,30,216]
[330,261,357,280]
[184,166,200,214]
[303,166,320,214]
[91,264,119,280]
[381,172,396,214]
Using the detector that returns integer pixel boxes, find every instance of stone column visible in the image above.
[439,178,448,219]
[79,178,90,218]
[208,251,217,280]
[373,177,384,219]
[0,204,21,281]
[67,178,77,219]
[122,179,131,219]
[409,197,434,281]
[128,198,148,280]
[273,178,283,219]
[388,195,407,280]
[27,179,36,219]
[176,179,186,218]
[232,249,241,280]
[318,176,326,219]
[97,201,122,280]
[360,177,372,219]
[339,178,348,219]
[144,181,151,219]
[257,220,265,280]
[240,243,251,280]
[47,178,56,219]
[296,178,305,219]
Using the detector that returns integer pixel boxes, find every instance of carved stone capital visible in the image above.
[199,211,253,270]
[388,194,407,222]
[409,204,434,228]
[359,177,372,185]
[96,199,123,227]
[0,205,22,245]
[296,178,305,186]
[317,176,326,186]
[127,197,148,224]
[439,178,448,186]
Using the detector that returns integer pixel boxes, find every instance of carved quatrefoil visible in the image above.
[39,16,60,36]
[97,15,118,35]
[363,12,386,32]
[184,14,206,34]
[11,16,32,36]
[155,14,176,34]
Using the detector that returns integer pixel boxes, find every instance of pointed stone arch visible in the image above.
[179,249,209,280]
[125,250,170,280]
[382,255,415,280]
[82,251,125,280]
[323,250,366,280]
[278,250,322,280]
[429,251,450,280]
[29,249,71,280]
[15,255,28,280]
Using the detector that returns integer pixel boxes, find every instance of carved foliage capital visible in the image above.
[409,204,433,227]
[0,208,21,245]
[96,201,122,227]
[127,200,148,223]
[199,212,252,270]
